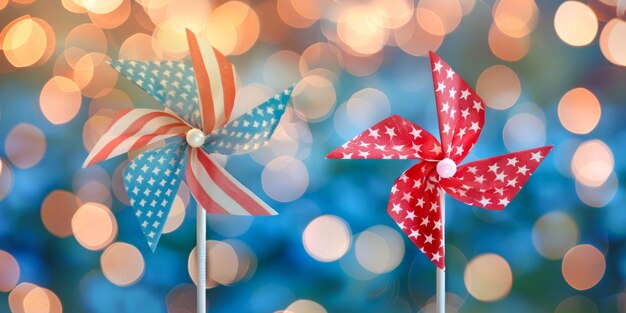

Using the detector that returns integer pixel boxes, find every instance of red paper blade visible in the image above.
[440,146,553,210]
[327,114,443,160]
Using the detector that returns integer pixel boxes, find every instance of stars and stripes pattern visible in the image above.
[204,87,294,155]
[328,51,552,269]
[84,29,293,250]
[124,143,188,251]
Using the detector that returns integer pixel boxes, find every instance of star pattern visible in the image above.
[124,143,188,251]
[326,115,444,161]
[328,51,552,270]
[430,52,484,162]
[203,86,294,155]
[110,60,202,129]
[387,162,445,268]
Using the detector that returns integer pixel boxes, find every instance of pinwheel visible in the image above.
[328,52,551,312]
[83,30,293,311]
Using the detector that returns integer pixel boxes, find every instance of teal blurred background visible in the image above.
[0,0,624,312]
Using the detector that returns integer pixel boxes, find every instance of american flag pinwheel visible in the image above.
[327,52,552,270]
[83,29,293,251]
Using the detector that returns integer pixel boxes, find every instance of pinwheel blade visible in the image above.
[327,114,443,160]
[83,108,188,168]
[202,86,294,155]
[440,146,553,210]
[387,161,445,269]
[123,143,189,251]
[109,59,205,129]
[186,148,277,216]
[186,29,237,133]
[429,52,485,163]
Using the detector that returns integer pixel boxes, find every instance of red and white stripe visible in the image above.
[186,148,277,216]
[186,29,236,134]
[83,109,189,168]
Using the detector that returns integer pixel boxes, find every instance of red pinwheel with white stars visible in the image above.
[328,52,552,269]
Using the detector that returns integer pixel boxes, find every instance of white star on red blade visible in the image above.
[328,51,552,270]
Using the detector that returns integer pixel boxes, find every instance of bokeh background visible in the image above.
[0,0,624,312]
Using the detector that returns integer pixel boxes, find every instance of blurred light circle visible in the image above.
[162,196,186,234]
[206,1,260,56]
[303,215,352,262]
[291,75,336,122]
[371,0,413,29]
[73,52,118,98]
[337,5,389,56]
[554,1,597,47]
[119,33,163,60]
[488,23,530,62]
[0,158,14,200]
[599,18,626,66]
[285,299,327,313]
[65,23,108,54]
[83,114,112,152]
[166,284,196,313]
[417,0,463,35]
[153,20,188,58]
[263,50,301,91]
[464,253,512,301]
[262,156,308,202]
[41,190,83,238]
[299,42,342,77]
[394,8,444,56]
[503,113,545,152]
[10,283,63,313]
[71,202,118,250]
[101,242,145,286]
[188,240,239,287]
[557,88,601,135]
[562,244,606,290]
[0,250,19,292]
[5,123,46,169]
[276,0,317,29]
[531,212,579,260]
[1,16,54,68]
[346,88,391,129]
[476,65,521,110]
[9,283,37,313]
[53,47,87,79]
[493,0,539,38]
[83,0,122,14]
[62,0,86,13]
[111,161,130,205]
[576,171,618,208]
[459,0,476,15]
[40,76,82,125]
[77,180,112,207]
[555,295,598,313]
[355,225,404,274]
[571,140,614,187]
[88,0,131,29]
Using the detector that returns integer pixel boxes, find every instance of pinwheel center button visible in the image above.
[186,128,205,148]
[436,158,457,179]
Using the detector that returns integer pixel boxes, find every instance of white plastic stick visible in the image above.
[437,189,446,313]
[197,206,207,313]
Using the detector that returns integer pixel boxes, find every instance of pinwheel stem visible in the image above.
[437,189,446,313]
[197,206,207,313]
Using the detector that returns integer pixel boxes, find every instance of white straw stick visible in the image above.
[197,206,207,313]
[436,189,446,313]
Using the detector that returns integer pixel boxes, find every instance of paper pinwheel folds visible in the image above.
[84,30,293,251]
[328,52,552,269]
